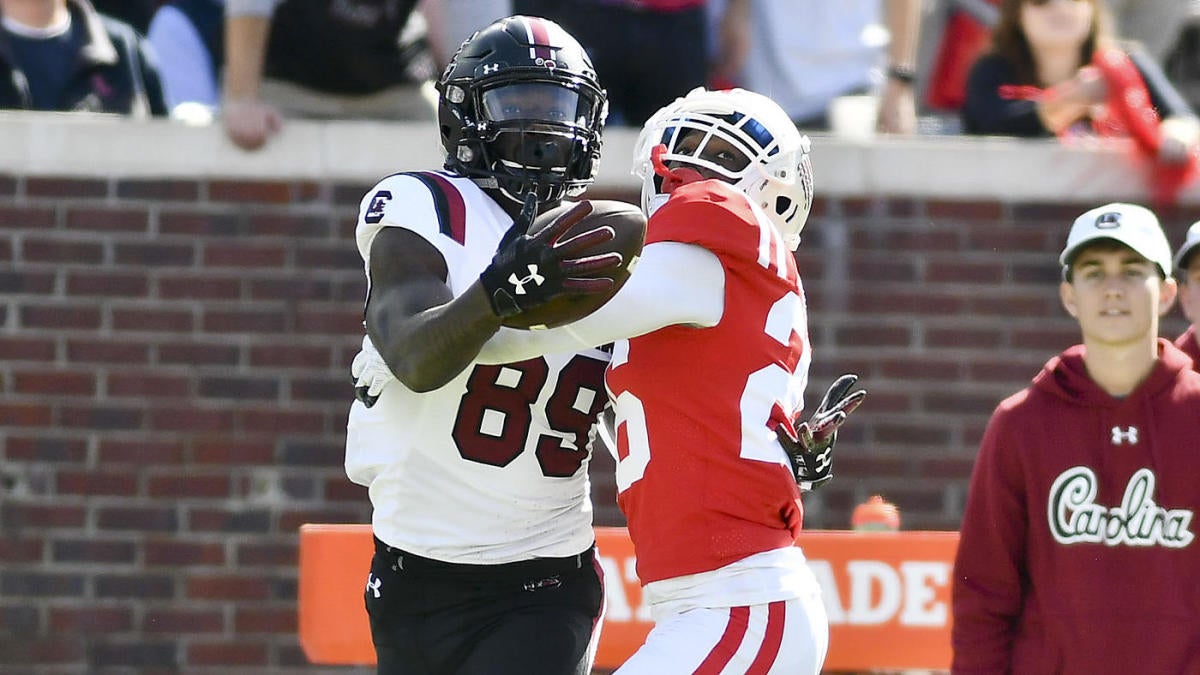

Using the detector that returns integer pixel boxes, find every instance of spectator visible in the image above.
[146,0,222,113]
[343,16,617,674]
[924,0,1189,114]
[510,0,749,126]
[961,0,1198,163]
[1174,220,1200,365]
[0,0,167,115]
[724,0,922,134]
[952,202,1200,673]
[222,0,437,150]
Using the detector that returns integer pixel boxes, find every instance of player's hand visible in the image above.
[777,374,866,491]
[350,336,395,408]
[479,194,623,319]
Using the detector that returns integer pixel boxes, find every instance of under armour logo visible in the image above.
[1111,426,1139,445]
[508,265,545,295]
[482,63,500,75]
[366,574,382,599]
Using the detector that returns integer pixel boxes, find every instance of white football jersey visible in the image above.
[346,171,610,563]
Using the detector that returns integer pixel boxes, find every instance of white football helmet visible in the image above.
[632,87,814,250]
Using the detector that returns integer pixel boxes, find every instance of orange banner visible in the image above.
[298,525,959,671]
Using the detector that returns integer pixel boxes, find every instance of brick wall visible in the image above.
[1,141,1197,671]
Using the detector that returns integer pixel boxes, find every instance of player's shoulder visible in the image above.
[649,180,770,254]
[655,180,754,223]
[358,170,487,245]
[360,171,477,217]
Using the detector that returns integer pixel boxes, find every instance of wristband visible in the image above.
[886,65,916,85]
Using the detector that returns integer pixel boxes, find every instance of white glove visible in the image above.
[351,335,395,407]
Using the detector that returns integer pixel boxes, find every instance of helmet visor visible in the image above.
[481,82,587,126]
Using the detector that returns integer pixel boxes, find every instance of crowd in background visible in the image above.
[3,0,1200,152]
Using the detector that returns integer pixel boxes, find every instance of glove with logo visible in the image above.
[777,374,867,491]
[351,335,395,408]
[479,194,623,319]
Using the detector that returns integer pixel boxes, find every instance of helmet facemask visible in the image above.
[633,88,813,249]
[437,17,608,206]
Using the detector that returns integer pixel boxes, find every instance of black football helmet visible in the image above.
[436,16,608,205]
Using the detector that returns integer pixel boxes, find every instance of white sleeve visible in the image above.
[476,241,725,364]
[147,7,219,109]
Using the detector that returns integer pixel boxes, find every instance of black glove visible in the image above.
[777,374,867,491]
[479,194,622,318]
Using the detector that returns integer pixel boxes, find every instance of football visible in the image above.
[503,199,647,330]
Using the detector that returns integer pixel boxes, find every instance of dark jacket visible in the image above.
[0,0,167,116]
[264,0,430,95]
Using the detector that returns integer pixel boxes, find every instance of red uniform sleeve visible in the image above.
[646,180,762,261]
[951,396,1030,674]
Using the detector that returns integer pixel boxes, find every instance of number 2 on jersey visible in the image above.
[610,290,807,492]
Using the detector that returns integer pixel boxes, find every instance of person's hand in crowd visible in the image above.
[223,97,283,151]
[1037,65,1108,134]
[1157,116,1200,164]
[877,78,917,134]
[1064,65,1109,109]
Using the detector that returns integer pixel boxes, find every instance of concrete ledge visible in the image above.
[0,111,1191,203]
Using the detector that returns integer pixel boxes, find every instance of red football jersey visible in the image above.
[605,180,811,585]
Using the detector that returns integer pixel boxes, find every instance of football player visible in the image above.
[344,16,621,675]
[356,86,866,673]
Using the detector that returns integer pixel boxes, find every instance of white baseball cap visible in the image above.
[1174,221,1200,272]
[1059,202,1173,278]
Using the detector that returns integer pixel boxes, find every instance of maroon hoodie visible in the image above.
[1176,325,1200,370]
[952,339,1200,674]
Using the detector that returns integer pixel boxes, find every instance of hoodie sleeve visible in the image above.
[951,397,1030,673]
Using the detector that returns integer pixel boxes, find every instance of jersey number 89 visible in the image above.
[452,356,608,478]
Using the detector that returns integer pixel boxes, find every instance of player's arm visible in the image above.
[364,194,622,393]
[475,240,725,364]
[365,228,503,393]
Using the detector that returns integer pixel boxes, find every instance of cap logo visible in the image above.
[1095,212,1123,229]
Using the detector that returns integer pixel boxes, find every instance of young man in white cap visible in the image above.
[1173,221,1200,367]
[951,202,1200,674]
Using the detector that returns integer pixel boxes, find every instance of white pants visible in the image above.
[615,594,828,675]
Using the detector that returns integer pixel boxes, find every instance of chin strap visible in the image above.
[651,144,706,195]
